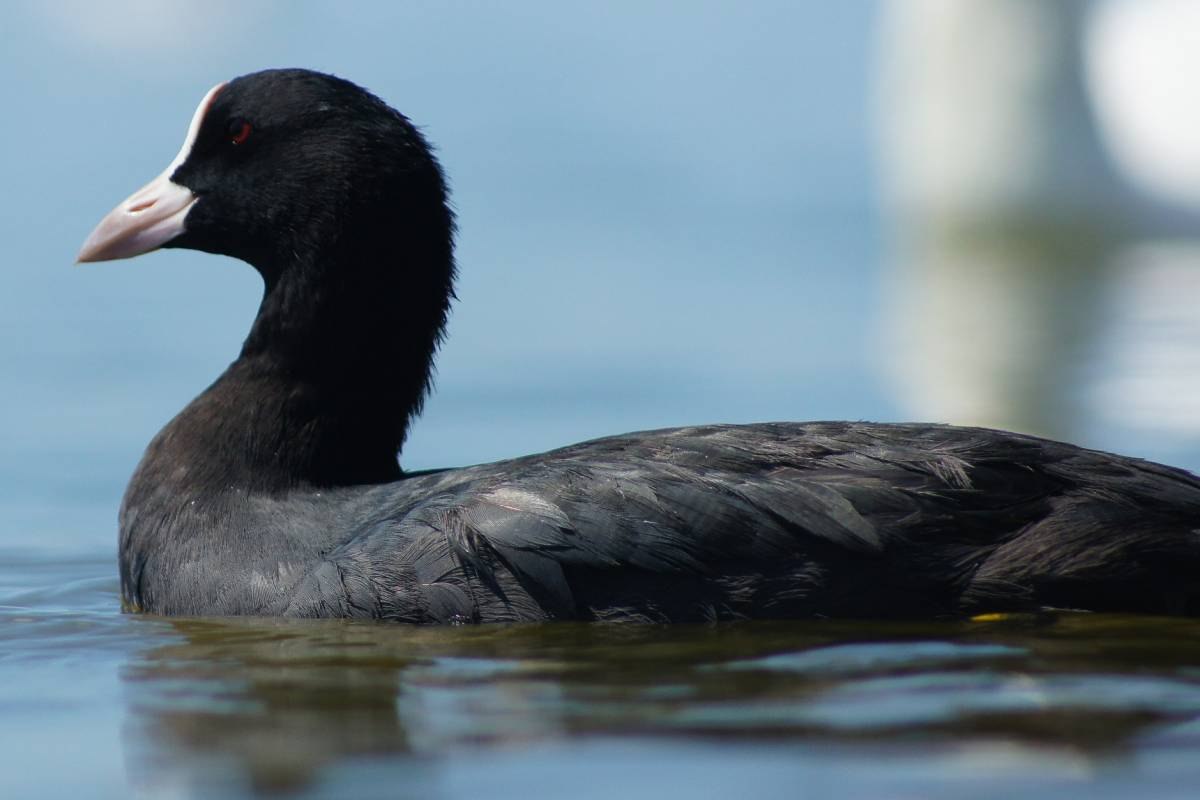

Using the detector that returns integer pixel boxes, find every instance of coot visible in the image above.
[79,69,1200,622]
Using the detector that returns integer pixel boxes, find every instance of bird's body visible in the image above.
[123,406,1200,622]
[81,69,1200,623]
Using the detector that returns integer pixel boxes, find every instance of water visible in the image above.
[5,3,1200,798]
[8,569,1200,799]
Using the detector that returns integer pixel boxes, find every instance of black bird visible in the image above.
[79,69,1200,623]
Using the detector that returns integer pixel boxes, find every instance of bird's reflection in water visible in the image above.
[119,615,1200,796]
[119,619,753,795]
[120,618,422,795]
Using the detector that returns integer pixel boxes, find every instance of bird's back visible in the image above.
[265,422,1200,622]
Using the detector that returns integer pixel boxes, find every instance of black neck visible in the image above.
[135,222,454,496]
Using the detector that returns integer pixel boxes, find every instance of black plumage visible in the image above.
[83,69,1200,623]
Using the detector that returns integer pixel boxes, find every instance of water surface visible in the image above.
[6,557,1200,799]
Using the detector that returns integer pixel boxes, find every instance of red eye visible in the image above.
[228,119,252,146]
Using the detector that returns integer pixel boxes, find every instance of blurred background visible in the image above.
[2,0,1199,546]
[5,3,1200,799]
